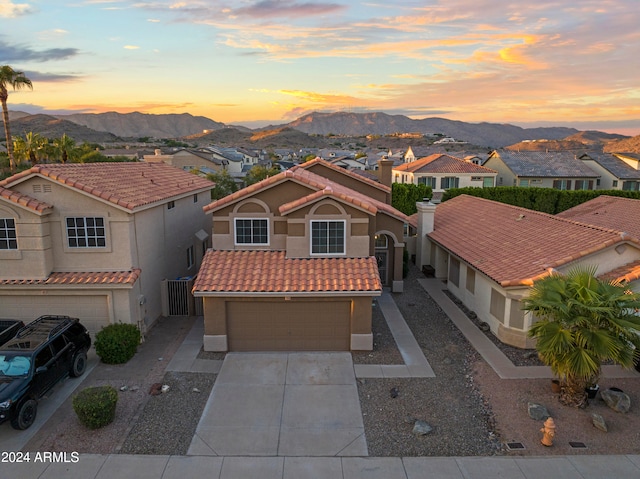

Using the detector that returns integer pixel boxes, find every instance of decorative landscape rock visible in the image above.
[412,420,433,436]
[592,413,608,432]
[528,402,550,421]
[601,388,631,413]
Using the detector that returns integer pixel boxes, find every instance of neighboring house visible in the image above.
[580,152,640,191]
[193,158,410,352]
[327,156,367,170]
[102,148,141,160]
[484,150,600,189]
[144,148,227,173]
[392,153,497,202]
[414,195,640,348]
[0,162,213,335]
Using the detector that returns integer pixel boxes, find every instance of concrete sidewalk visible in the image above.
[5,453,640,478]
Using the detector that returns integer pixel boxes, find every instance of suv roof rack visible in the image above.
[8,316,77,349]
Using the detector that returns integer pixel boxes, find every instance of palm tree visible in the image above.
[53,133,75,163]
[523,266,640,407]
[0,66,33,173]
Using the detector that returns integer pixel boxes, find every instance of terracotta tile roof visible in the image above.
[429,195,637,287]
[0,186,52,214]
[557,195,640,241]
[296,157,390,192]
[598,260,640,284]
[193,250,382,294]
[489,150,599,177]
[0,269,141,286]
[393,154,496,174]
[0,162,213,212]
[205,162,409,223]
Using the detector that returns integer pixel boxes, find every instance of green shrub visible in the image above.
[94,323,141,364]
[73,386,118,429]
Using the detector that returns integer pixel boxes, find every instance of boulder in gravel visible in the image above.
[591,413,607,432]
[601,389,631,413]
[412,420,433,436]
[528,402,550,421]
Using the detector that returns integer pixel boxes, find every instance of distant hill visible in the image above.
[6,109,630,150]
[281,112,581,148]
[604,134,640,153]
[6,114,119,143]
[185,126,329,149]
[59,111,225,139]
[505,131,638,153]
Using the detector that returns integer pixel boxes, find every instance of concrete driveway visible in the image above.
[188,352,367,457]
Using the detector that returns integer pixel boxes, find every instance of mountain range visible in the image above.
[4,110,636,151]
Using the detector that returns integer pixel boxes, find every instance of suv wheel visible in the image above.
[70,350,88,377]
[11,399,37,430]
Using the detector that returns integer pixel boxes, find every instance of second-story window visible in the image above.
[66,217,106,248]
[0,218,17,250]
[235,218,269,245]
[311,220,345,255]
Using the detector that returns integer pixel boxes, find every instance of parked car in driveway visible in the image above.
[0,316,91,430]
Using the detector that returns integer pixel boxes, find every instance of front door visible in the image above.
[375,251,388,285]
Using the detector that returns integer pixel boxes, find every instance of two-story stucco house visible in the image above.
[414,195,640,348]
[0,162,213,335]
[484,150,600,189]
[193,158,410,352]
[392,153,497,202]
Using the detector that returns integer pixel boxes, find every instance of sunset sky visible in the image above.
[2,0,639,135]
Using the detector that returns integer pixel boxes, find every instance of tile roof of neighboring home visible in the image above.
[0,186,53,214]
[598,260,640,284]
[204,160,409,223]
[557,195,640,241]
[489,150,599,177]
[393,154,496,174]
[582,152,640,180]
[428,195,638,287]
[193,250,382,294]
[298,157,390,193]
[0,269,141,286]
[0,162,213,212]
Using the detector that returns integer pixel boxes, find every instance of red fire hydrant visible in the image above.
[540,417,556,447]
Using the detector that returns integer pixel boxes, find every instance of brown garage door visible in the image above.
[227,300,350,351]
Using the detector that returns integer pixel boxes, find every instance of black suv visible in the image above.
[0,316,91,430]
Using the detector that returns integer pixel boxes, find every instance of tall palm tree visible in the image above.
[0,65,33,173]
[53,133,75,163]
[523,266,640,407]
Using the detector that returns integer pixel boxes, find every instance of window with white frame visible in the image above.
[66,217,106,248]
[235,218,269,245]
[311,220,345,255]
[0,218,17,250]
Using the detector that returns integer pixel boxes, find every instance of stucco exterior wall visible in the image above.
[0,203,53,280]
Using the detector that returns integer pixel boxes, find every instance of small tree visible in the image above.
[523,266,640,407]
[244,164,280,186]
[207,169,238,200]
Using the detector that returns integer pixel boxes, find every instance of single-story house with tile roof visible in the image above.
[193,159,410,352]
[579,152,640,191]
[392,153,497,202]
[484,150,600,189]
[414,194,640,348]
[0,162,213,335]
